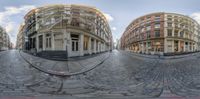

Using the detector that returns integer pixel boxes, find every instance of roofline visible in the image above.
[125,12,199,31]
[23,4,108,24]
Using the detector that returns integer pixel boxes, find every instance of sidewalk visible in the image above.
[122,50,200,59]
[19,51,110,76]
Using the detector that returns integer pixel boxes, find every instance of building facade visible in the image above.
[23,4,113,57]
[115,39,121,50]
[121,12,200,55]
[0,26,11,51]
[16,24,25,50]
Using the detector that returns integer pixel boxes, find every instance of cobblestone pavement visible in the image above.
[19,50,110,76]
[0,50,200,99]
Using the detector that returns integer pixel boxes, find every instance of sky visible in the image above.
[0,0,200,45]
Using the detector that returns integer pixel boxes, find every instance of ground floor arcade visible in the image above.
[125,38,198,55]
[27,30,111,57]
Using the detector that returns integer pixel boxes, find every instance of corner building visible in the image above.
[121,12,200,55]
[24,4,112,57]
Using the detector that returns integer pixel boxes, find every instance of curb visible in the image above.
[19,50,110,77]
[125,51,200,60]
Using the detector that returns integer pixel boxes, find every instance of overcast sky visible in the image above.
[0,0,200,45]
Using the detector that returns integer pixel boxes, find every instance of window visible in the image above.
[167,15,172,18]
[140,19,145,26]
[45,18,51,25]
[72,40,78,51]
[174,23,178,28]
[147,31,151,38]
[167,18,172,21]
[180,31,184,37]
[32,38,36,49]
[146,25,151,31]
[147,16,151,20]
[174,30,178,37]
[155,30,160,37]
[46,34,51,48]
[155,23,160,28]
[51,18,55,23]
[155,15,160,21]
[189,34,191,39]
[167,29,172,36]
[185,32,188,38]
[167,23,172,27]
[147,42,151,50]
[39,35,43,49]
[71,34,79,51]
[142,33,145,40]
[174,19,178,22]
[141,27,145,32]
[71,18,80,27]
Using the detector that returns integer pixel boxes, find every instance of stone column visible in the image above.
[183,41,185,52]
[142,42,144,53]
[66,32,71,56]
[99,42,101,52]
[96,40,98,53]
[98,41,100,52]
[193,43,195,51]
[43,33,46,50]
[104,42,105,51]
[94,39,96,53]
[79,34,84,56]
[146,41,148,54]
[36,35,39,52]
[63,30,67,50]
[63,30,71,56]
[164,39,167,53]
[172,40,174,53]
[178,40,180,52]
[51,33,54,50]
[188,42,190,52]
[88,37,91,54]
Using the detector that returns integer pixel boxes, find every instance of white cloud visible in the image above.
[0,5,36,45]
[191,12,200,24]
[5,22,15,33]
[111,27,117,31]
[103,13,114,22]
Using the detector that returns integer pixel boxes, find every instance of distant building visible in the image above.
[116,39,121,50]
[16,24,25,50]
[23,4,113,57]
[121,12,200,55]
[0,26,11,51]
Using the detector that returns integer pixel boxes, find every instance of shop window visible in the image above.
[39,35,43,49]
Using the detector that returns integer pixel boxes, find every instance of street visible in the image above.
[0,50,200,98]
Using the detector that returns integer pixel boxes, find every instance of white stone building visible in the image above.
[24,4,113,57]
